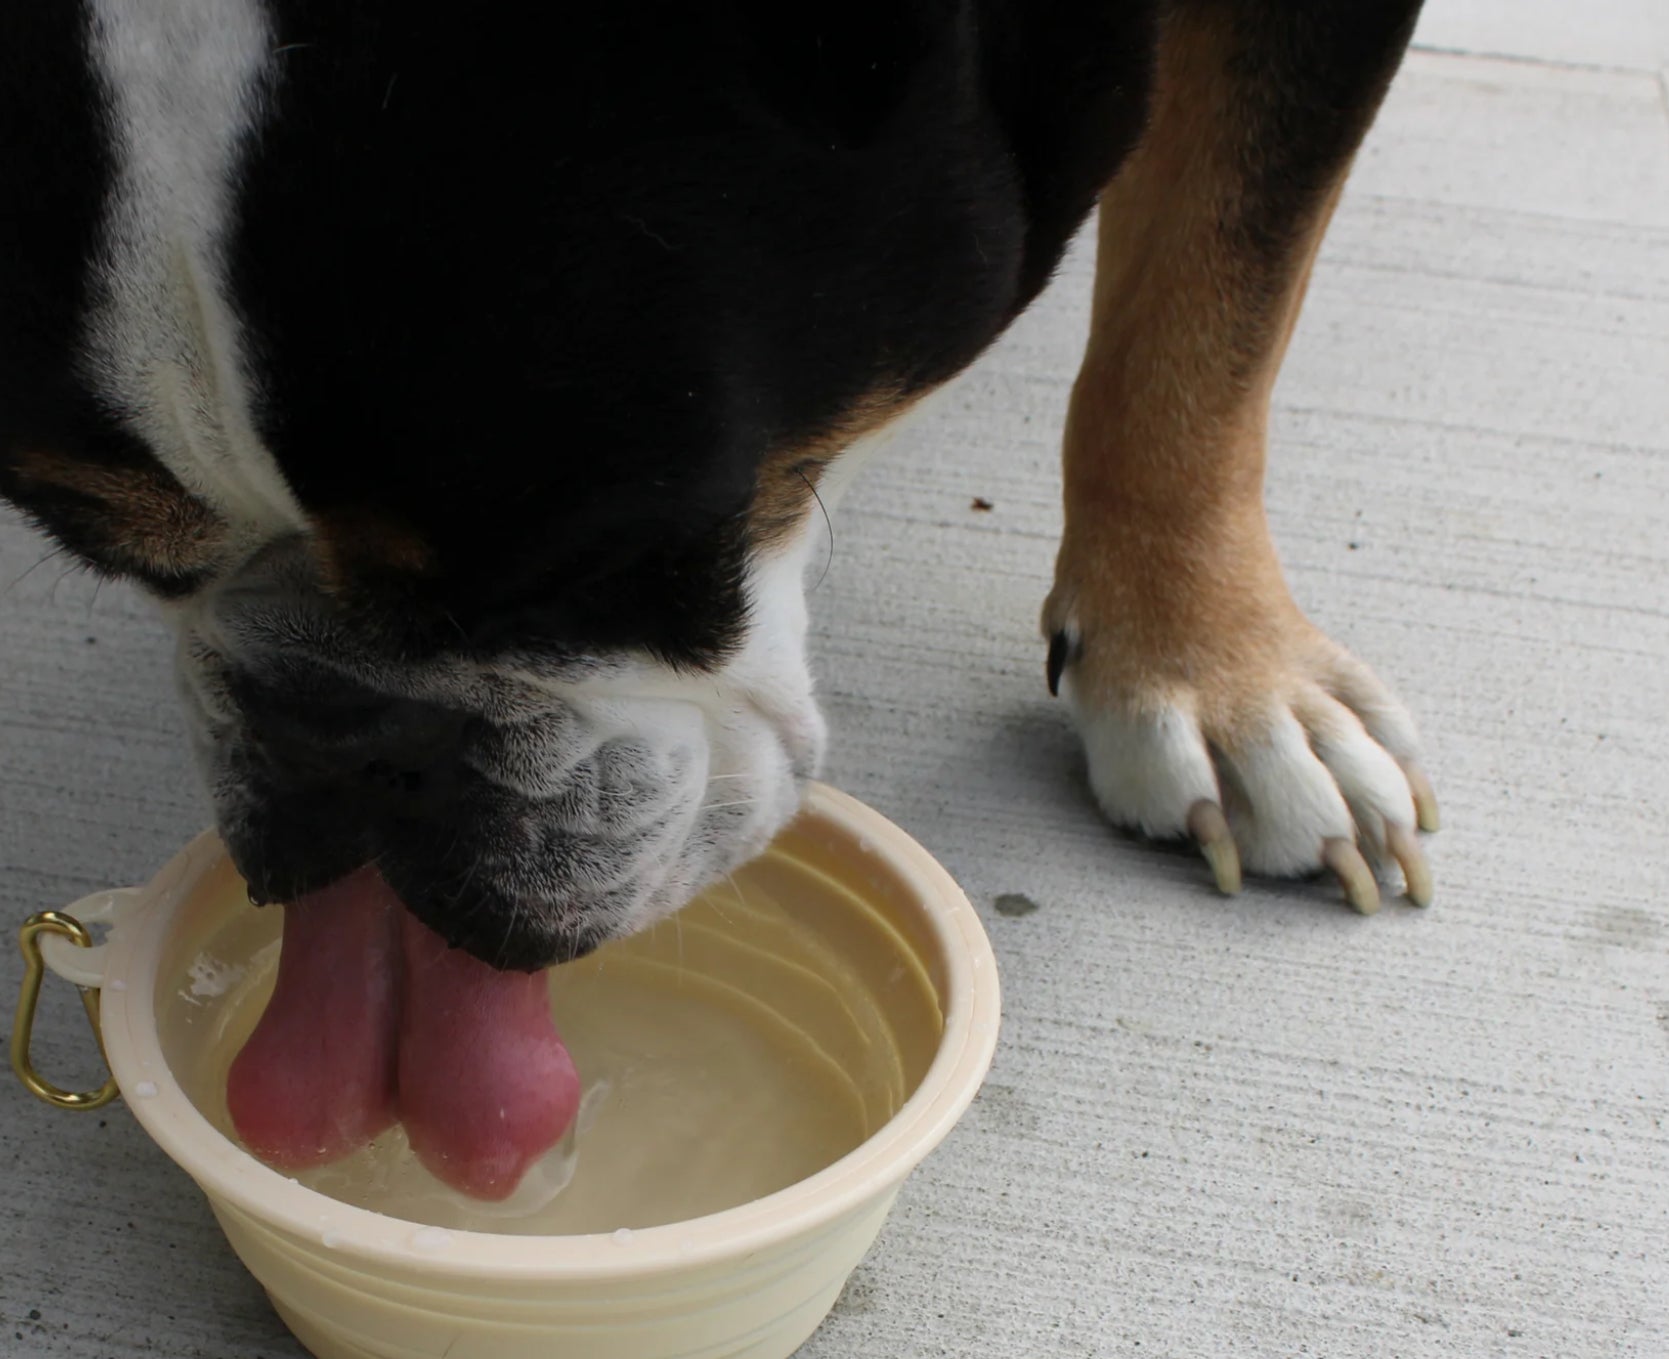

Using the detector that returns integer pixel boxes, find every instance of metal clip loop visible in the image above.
[11,911,119,1110]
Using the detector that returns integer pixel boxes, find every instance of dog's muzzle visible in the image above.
[167,537,819,969]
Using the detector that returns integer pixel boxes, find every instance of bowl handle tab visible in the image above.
[9,889,142,1111]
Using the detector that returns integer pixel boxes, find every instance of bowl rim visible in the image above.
[95,782,1001,1282]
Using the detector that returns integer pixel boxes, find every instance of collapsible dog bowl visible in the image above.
[11,783,1000,1359]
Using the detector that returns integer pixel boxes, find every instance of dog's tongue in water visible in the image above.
[226,867,581,1201]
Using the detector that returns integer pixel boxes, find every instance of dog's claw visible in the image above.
[1404,764,1441,833]
[1046,631,1074,698]
[1322,838,1380,914]
[1187,801,1242,895]
[1385,823,1432,907]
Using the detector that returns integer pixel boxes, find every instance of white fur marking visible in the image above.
[1068,688,1218,838]
[723,512,826,769]
[83,0,305,541]
[1325,655,1424,766]
[1295,688,1416,848]
[1220,709,1356,875]
[432,512,827,940]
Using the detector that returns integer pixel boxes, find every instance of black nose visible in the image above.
[352,737,463,819]
[231,669,470,820]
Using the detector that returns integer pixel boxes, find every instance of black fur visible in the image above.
[1,2,1157,662]
[223,2,1158,662]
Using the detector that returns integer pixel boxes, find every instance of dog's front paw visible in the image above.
[1043,585,1438,913]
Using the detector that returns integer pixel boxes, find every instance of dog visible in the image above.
[0,0,1436,971]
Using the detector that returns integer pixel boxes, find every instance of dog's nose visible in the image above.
[351,726,464,820]
[237,680,470,820]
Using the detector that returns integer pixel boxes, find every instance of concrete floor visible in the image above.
[4,5,1666,1356]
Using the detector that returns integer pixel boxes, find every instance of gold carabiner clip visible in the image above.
[11,911,119,1110]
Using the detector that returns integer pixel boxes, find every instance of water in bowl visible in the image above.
[156,855,942,1236]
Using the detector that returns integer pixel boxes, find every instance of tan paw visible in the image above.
[1044,614,1438,913]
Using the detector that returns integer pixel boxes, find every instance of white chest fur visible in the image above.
[83,0,305,546]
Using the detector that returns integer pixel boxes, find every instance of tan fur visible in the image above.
[9,447,225,578]
[312,507,436,596]
[1043,8,1354,750]
[749,388,911,548]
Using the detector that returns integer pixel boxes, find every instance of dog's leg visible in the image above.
[1043,0,1433,911]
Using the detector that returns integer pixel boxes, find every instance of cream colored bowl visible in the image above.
[13,784,1000,1359]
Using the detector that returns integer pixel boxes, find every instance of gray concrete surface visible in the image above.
[4,8,1667,1357]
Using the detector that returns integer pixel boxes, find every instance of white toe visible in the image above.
[1069,690,1218,839]
[1296,686,1417,848]
[1324,652,1424,766]
[1217,709,1355,876]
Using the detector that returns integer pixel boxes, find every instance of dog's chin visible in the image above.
[218,781,809,970]
[380,769,811,971]
[214,723,814,970]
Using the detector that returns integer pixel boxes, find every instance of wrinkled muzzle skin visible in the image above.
[170,534,826,970]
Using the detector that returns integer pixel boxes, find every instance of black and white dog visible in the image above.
[1,1,1437,971]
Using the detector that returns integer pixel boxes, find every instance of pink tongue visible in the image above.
[397,911,581,1200]
[226,868,580,1201]
[226,869,401,1169]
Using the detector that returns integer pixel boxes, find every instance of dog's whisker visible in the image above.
[798,468,835,593]
[711,873,746,929]
[499,892,521,962]
[448,839,488,921]
[48,559,89,607]
[0,545,70,598]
